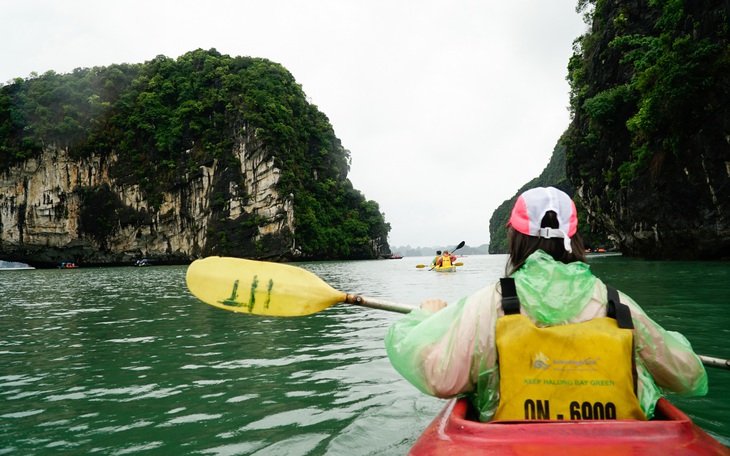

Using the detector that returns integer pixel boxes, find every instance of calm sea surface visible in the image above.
[1,254,729,454]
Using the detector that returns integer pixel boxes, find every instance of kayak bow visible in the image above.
[409,397,730,455]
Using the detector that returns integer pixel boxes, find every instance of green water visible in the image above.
[1,254,728,454]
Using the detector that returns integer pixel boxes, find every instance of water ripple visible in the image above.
[159,413,223,427]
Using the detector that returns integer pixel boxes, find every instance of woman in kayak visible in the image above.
[435,250,456,268]
[385,187,707,422]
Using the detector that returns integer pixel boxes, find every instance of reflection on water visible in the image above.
[1,254,728,454]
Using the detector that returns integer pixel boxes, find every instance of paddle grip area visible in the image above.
[699,355,730,370]
[344,294,417,314]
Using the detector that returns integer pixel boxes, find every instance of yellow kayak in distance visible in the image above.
[416,262,463,270]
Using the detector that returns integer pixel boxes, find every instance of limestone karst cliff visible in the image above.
[0,49,391,267]
[489,1,729,260]
[564,0,730,260]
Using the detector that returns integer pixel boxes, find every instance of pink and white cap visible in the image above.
[507,187,578,253]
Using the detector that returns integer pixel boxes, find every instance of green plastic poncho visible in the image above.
[385,250,708,422]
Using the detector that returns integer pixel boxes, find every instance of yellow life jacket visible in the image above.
[494,278,646,421]
[440,254,452,267]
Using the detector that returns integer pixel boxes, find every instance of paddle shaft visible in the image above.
[417,262,463,268]
[344,294,416,313]
[698,355,730,370]
[350,294,728,371]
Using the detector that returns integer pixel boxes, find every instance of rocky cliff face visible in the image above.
[0,137,295,268]
[564,0,730,260]
[0,50,392,267]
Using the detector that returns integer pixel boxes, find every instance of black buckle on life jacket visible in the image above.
[607,286,634,329]
[500,278,521,315]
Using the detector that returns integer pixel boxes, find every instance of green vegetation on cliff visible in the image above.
[562,0,730,259]
[567,0,730,187]
[0,49,390,260]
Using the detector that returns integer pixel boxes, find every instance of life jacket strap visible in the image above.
[501,278,635,330]
[607,286,634,329]
[500,278,521,315]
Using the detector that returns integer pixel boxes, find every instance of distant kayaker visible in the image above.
[435,250,456,268]
[386,187,708,422]
[431,251,442,266]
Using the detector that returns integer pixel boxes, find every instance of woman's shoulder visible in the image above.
[459,282,501,311]
[590,280,650,319]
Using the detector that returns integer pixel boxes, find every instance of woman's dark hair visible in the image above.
[505,211,586,276]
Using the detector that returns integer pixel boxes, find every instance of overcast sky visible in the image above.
[1,0,587,250]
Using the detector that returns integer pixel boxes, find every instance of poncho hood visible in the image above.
[511,250,596,325]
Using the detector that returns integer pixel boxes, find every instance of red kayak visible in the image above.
[409,397,730,455]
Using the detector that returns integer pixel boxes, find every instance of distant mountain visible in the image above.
[390,244,489,257]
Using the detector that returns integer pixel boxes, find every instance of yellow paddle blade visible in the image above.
[415,264,427,268]
[186,256,346,317]
[454,262,464,266]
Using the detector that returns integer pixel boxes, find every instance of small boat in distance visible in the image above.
[58,262,78,269]
[135,259,152,267]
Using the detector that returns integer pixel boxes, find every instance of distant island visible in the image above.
[0,49,391,267]
[390,244,489,257]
